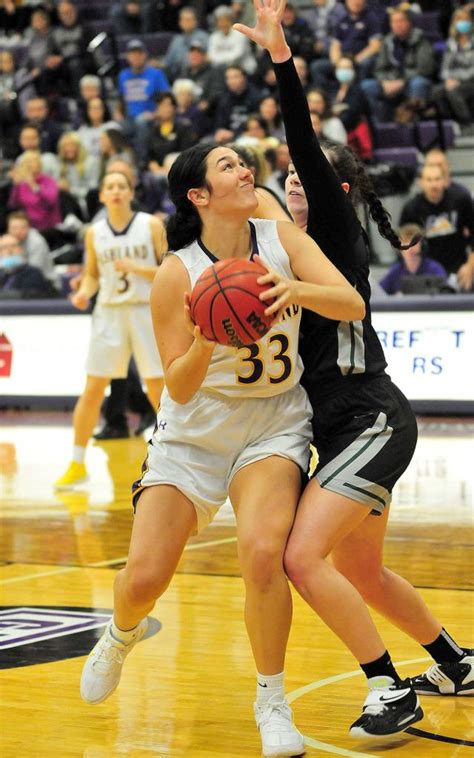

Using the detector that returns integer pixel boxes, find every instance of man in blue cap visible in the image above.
[118,39,170,123]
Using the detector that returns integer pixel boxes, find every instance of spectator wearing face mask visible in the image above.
[432,6,474,130]
[333,55,373,160]
[0,234,57,298]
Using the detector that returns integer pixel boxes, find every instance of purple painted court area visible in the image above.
[0,607,111,649]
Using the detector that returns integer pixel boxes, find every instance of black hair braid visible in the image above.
[320,139,420,251]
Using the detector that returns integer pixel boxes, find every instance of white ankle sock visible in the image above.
[256,671,285,705]
[72,446,86,464]
[110,618,139,644]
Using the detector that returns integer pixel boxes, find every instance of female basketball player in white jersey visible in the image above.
[55,171,167,488]
[80,143,364,757]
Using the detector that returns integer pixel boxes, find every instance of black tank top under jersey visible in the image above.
[274,59,388,400]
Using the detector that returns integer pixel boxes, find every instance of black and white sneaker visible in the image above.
[350,679,423,738]
[411,650,474,696]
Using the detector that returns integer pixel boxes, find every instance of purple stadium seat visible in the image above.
[412,11,442,42]
[414,120,456,151]
[374,122,413,148]
[373,147,420,168]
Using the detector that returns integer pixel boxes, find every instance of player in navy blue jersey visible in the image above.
[237,0,473,740]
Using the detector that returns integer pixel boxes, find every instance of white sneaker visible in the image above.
[80,618,148,704]
[254,694,305,757]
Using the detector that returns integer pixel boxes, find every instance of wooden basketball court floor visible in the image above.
[0,410,473,758]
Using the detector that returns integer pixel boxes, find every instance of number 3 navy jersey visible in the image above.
[172,218,304,397]
[93,211,157,305]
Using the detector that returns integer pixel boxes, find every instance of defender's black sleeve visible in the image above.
[274,58,362,269]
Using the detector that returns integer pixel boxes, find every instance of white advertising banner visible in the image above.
[371,310,473,401]
[0,309,473,402]
[0,315,91,396]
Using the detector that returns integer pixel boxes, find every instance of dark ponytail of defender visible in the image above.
[320,140,420,251]
[166,143,218,251]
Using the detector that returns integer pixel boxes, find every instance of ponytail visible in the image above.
[320,140,419,251]
[166,205,202,251]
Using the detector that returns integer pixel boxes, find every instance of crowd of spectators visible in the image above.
[0,0,473,298]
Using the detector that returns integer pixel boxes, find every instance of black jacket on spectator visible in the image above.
[375,27,435,81]
[144,119,196,167]
[0,263,58,298]
[214,82,263,134]
[400,187,474,274]
[179,62,227,115]
[336,82,370,132]
[282,17,315,62]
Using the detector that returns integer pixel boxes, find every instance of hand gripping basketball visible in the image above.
[190,259,275,348]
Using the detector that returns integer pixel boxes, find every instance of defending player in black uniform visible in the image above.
[237,0,473,741]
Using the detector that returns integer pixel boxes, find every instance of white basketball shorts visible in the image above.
[85,303,162,379]
[133,383,313,532]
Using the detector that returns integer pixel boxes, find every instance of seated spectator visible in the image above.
[379,223,447,295]
[0,49,35,121]
[178,41,226,119]
[281,2,314,61]
[9,150,62,231]
[208,5,257,75]
[98,127,136,178]
[307,87,347,143]
[332,55,373,159]
[6,209,57,285]
[424,148,472,200]
[230,142,291,220]
[23,7,63,98]
[400,163,474,291]
[22,96,63,153]
[310,0,383,93]
[0,0,31,36]
[57,132,100,215]
[117,39,170,125]
[257,95,286,143]
[214,65,264,143]
[432,6,474,129]
[16,124,60,178]
[74,74,104,123]
[50,0,85,98]
[236,114,279,149]
[77,97,116,156]
[140,92,195,173]
[303,0,346,61]
[266,141,290,205]
[0,233,57,298]
[172,78,212,139]
[164,6,209,83]
[361,5,435,121]
[109,0,146,36]
[293,55,310,90]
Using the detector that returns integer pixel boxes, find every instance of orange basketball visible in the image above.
[190,259,274,347]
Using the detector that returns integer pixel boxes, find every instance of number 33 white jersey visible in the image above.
[173,218,304,398]
[94,212,157,305]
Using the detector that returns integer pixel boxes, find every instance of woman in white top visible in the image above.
[55,171,167,488]
[57,132,101,215]
[79,143,364,757]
